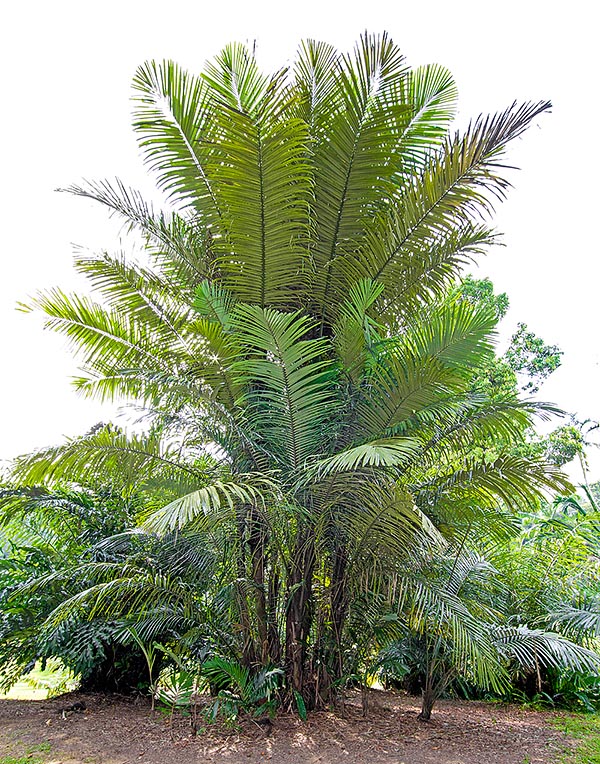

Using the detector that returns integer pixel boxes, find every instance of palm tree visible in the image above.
[373,546,600,720]
[0,475,145,691]
[17,33,568,707]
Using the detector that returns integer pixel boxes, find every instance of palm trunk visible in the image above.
[418,685,435,721]
[236,506,257,668]
[248,506,270,664]
[330,546,349,680]
[418,637,439,720]
[267,569,282,665]
[285,527,315,704]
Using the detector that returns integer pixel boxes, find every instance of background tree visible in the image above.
[505,323,562,394]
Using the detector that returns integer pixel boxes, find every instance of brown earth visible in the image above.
[0,690,574,764]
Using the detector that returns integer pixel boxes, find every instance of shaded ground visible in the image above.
[0,690,574,764]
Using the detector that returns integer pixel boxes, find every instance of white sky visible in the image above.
[1,0,598,483]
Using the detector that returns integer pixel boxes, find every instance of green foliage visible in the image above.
[545,426,586,467]
[372,544,600,718]
[456,275,509,320]
[202,657,282,721]
[456,277,563,406]
[157,668,195,707]
[0,468,164,693]
[481,492,600,711]
[550,670,600,713]
[293,689,308,721]
[506,322,563,394]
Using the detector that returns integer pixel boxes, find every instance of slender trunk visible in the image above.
[236,506,257,668]
[418,686,435,721]
[268,570,282,664]
[248,506,270,665]
[330,546,349,681]
[285,527,316,703]
[361,680,369,717]
[313,544,348,706]
[534,651,542,693]
[418,652,452,721]
[419,637,438,721]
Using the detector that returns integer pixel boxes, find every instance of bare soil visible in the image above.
[0,690,574,764]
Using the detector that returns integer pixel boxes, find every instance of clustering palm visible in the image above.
[18,34,574,707]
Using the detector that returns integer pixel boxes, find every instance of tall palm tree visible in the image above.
[18,33,568,706]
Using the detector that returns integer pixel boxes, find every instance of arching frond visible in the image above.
[293,39,343,132]
[313,438,422,476]
[354,300,497,440]
[492,625,600,674]
[143,476,276,534]
[62,179,211,283]
[203,58,313,306]
[345,101,550,312]
[11,428,205,488]
[202,42,271,115]
[398,578,505,691]
[549,600,600,641]
[415,454,573,512]
[23,289,174,376]
[309,32,412,318]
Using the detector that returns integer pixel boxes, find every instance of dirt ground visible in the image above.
[0,690,574,764]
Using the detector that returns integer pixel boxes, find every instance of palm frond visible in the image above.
[11,428,204,488]
[62,179,211,283]
[309,32,412,318]
[415,454,573,512]
[493,625,600,673]
[132,59,221,216]
[201,49,313,307]
[549,600,600,641]
[232,306,338,470]
[313,438,422,476]
[143,475,276,534]
[202,43,270,115]
[73,250,196,350]
[354,300,497,439]
[293,39,343,132]
[352,101,550,310]
[399,578,505,691]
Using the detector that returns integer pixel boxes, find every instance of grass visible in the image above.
[0,740,52,764]
[0,682,47,701]
[0,660,78,700]
[26,743,51,754]
[553,712,600,763]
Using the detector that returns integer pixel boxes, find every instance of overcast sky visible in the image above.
[1,0,598,483]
